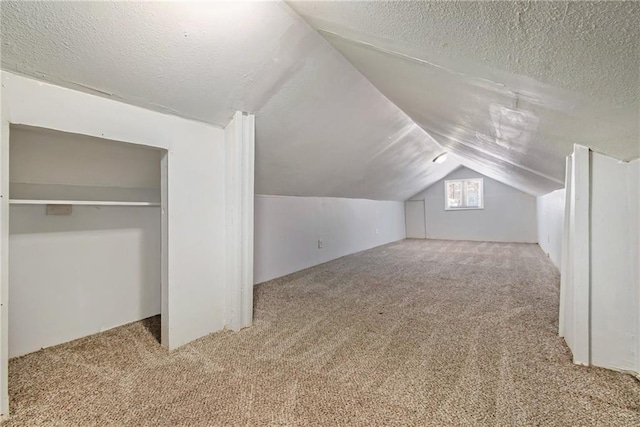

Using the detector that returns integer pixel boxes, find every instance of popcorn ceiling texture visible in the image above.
[0,1,290,126]
[5,240,640,426]
[289,1,639,109]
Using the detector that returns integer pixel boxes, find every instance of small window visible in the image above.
[445,178,484,210]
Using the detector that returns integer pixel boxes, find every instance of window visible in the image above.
[445,178,484,210]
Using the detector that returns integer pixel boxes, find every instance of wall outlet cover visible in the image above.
[46,204,72,215]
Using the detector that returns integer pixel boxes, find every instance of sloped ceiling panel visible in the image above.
[0,0,459,201]
[288,1,639,112]
[289,0,639,196]
[321,32,566,195]
[249,15,460,200]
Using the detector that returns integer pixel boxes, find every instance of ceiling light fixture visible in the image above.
[433,152,448,164]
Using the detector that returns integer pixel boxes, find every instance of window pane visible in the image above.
[447,181,462,208]
[465,181,480,207]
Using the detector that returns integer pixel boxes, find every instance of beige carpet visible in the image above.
[5,239,640,426]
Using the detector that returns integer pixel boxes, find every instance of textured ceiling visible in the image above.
[0,0,458,201]
[288,0,639,111]
[1,1,290,125]
[2,1,637,199]
[288,0,640,196]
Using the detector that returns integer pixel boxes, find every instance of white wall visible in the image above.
[589,153,639,372]
[0,71,240,363]
[559,148,590,365]
[409,166,537,243]
[224,112,255,331]
[633,159,640,374]
[0,71,255,417]
[254,196,406,284]
[559,147,639,373]
[7,126,162,358]
[536,188,565,270]
[9,205,160,357]
[9,125,161,192]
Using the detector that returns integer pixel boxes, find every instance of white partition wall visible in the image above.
[590,154,639,371]
[559,145,640,373]
[254,196,405,284]
[536,188,565,270]
[0,72,255,417]
[559,146,590,366]
[225,112,255,331]
[8,126,164,358]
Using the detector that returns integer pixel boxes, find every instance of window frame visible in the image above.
[444,178,484,210]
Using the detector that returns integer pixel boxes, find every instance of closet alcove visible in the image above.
[8,124,165,357]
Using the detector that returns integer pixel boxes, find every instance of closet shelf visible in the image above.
[9,199,160,207]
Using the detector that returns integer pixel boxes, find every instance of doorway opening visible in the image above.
[8,124,167,358]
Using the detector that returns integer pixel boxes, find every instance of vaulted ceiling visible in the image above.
[1,1,638,200]
[287,0,639,195]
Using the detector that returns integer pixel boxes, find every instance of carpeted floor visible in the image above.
[4,239,640,426]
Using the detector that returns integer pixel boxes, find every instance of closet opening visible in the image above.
[8,124,167,359]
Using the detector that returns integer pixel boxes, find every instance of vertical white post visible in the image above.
[224,114,238,328]
[225,111,255,331]
[635,162,640,375]
[626,159,640,374]
[0,90,10,418]
[160,151,169,347]
[240,114,255,327]
[571,144,591,365]
[559,155,572,338]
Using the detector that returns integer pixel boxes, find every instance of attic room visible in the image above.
[0,0,638,425]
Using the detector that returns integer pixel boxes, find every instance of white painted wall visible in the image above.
[0,73,258,417]
[9,205,160,357]
[536,188,565,270]
[632,159,640,373]
[224,112,255,331]
[7,126,162,358]
[559,147,591,366]
[559,148,640,373]
[1,71,232,352]
[254,196,405,284]
[9,125,161,192]
[0,72,226,357]
[409,166,537,243]
[559,155,573,347]
[590,153,639,372]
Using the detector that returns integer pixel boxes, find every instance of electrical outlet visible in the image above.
[318,239,323,249]
[375,228,379,235]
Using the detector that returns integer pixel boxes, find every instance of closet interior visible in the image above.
[8,125,164,358]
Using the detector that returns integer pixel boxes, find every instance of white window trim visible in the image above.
[444,178,484,210]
